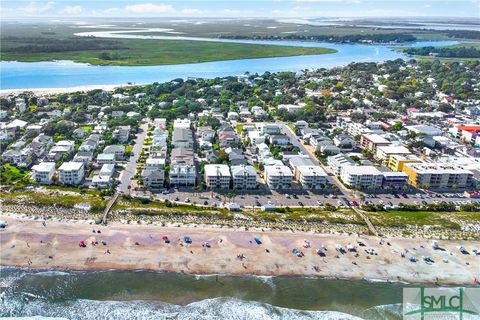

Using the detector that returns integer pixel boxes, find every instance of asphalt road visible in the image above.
[118,121,148,193]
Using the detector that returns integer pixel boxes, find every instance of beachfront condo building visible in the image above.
[169,164,196,186]
[231,165,257,189]
[204,164,231,189]
[340,165,383,189]
[387,154,423,172]
[264,165,293,189]
[58,161,84,185]
[402,163,473,189]
[31,162,56,184]
[295,165,328,189]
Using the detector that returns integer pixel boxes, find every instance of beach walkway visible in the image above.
[100,193,119,225]
[353,207,378,236]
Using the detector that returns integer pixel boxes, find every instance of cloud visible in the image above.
[124,3,175,14]
[23,1,55,14]
[59,5,83,15]
[181,8,208,15]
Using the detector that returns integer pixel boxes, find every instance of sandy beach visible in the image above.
[0,83,133,97]
[1,214,479,285]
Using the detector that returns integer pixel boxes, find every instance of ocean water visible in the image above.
[0,268,408,320]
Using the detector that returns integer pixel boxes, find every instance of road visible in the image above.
[118,121,148,193]
[276,121,350,195]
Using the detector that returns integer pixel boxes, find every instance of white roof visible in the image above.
[342,165,382,176]
[6,119,28,129]
[204,164,231,177]
[405,163,473,175]
[59,161,83,171]
[231,165,256,176]
[376,145,411,154]
[265,165,293,177]
[296,165,327,177]
[362,134,390,144]
[32,162,55,172]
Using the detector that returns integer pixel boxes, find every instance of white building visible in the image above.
[231,165,257,189]
[327,154,355,176]
[204,164,231,189]
[169,164,196,186]
[375,145,411,162]
[295,165,328,189]
[173,118,191,129]
[58,162,84,185]
[264,165,293,189]
[31,162,56,184]
[248,130,265,145]
[92,164,115,189]
[340,165,383,189]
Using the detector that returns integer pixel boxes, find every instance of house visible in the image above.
[31,162,56,184]
[73,151,94,165]
[58,162,84,185]
[92,164,115,189]
[142,169,165,189]
[333,134,356,150]
[145,157,165,170]
[152,128,168,149]
[204,164,231,189]
[48,140,74,161]
[278,104,303,113]
[197,126,215,142]
[269,134,290,146]
[2,149,33,168]
[97,153,116,165]
[172,128,193,148]
[264,165,293,189]
[258,123,281,135]
[103,145,125,160]
[73,128,88,138]
[248,130,265,145]
[295,165,328,189]
[340,165,383,189]
[112,126,131,143]
[294,120,308,130]
[173,118,191,129]
[231,165,257,189]
[15,98,26,113]
[406,125,443,137]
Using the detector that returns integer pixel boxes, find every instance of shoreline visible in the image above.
[1,214,479,286]
[0,83,135,97]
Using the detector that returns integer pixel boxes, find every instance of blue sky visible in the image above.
[1,0,479,18]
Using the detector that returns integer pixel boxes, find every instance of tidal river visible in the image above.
[0,268,410,320]
[0,35,455,90]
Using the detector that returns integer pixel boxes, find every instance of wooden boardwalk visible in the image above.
[352,207,378,236]
[100,193,119,225]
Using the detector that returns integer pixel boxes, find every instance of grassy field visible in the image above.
[1,22,337,66]
[365,209,480,230]
[1,38,336,66]
[0,164,30,187]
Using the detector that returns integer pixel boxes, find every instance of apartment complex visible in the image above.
[402,163,473,189]
[360,134,391,152]
[340,165,383,189]
[295,165,328,189]
[204,164,231,189]
[58,161,84,185]
[264,165,293,189]
[231,165,257,189]
[31,162,56,184]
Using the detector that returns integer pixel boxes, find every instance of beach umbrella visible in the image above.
[162,236,169,241]
[292,248,299,255]
[184,236,192,243]
[253,236,262,245]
